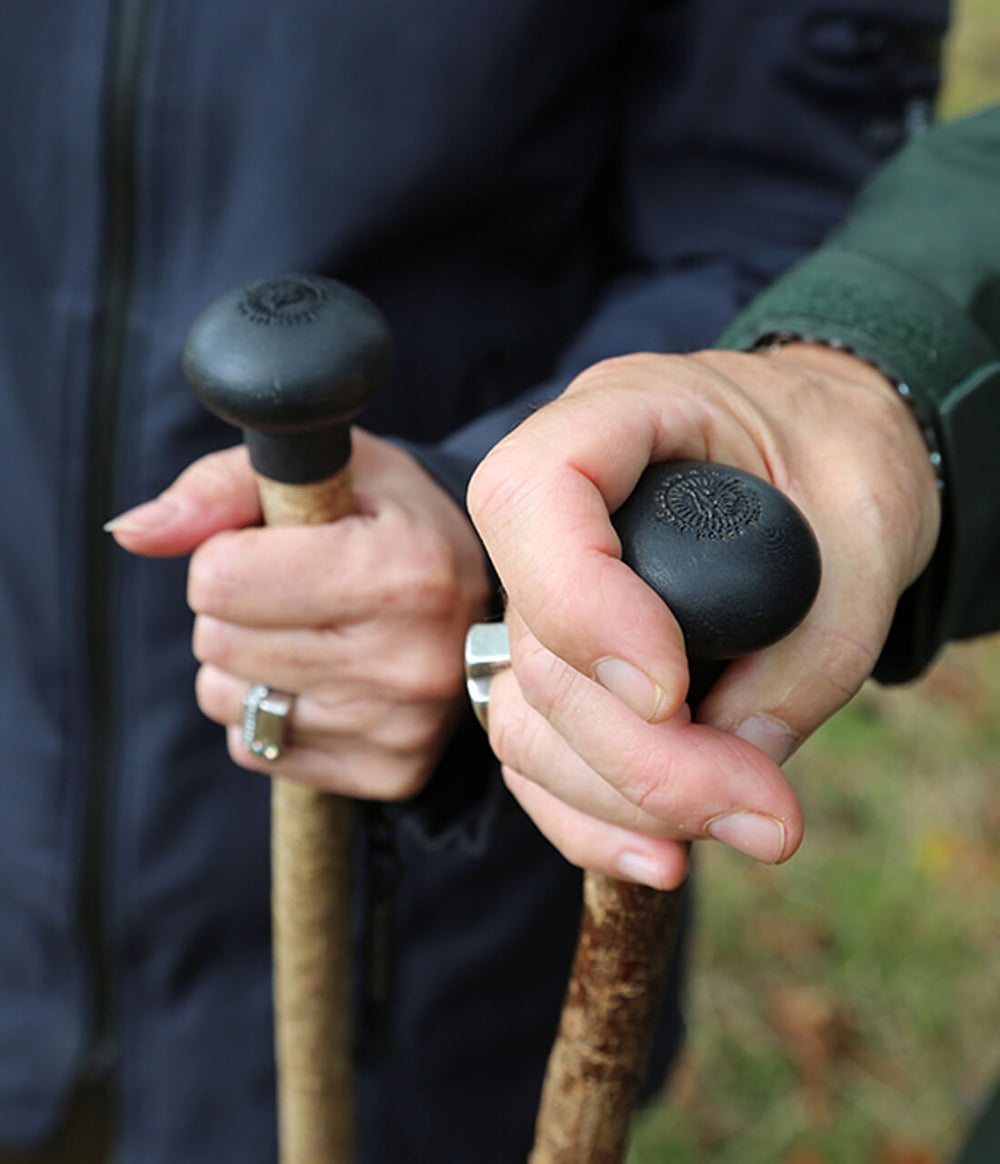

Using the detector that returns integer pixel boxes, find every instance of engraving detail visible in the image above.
[655,466,761,540]
[238,276,329,326]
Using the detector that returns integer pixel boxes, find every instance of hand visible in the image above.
[467,345,942,887]
[109,429,492,798]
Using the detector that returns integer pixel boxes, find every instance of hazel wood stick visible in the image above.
[184,275,393,1164]
[529,461,822,1162]
[529,876,685,1164]
[259,471,357,1164]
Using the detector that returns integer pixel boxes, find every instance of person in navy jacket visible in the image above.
[0,3,947,1161]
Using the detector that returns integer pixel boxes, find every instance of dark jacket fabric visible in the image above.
[0,2,947,1161]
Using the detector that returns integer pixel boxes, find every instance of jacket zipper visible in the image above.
[80,0,151,1092]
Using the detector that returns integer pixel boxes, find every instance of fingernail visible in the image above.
[616,851,664,889]
[593,657,664,721]
[733,714,799,766]
[104,496,178,534]
[706,812,787,864]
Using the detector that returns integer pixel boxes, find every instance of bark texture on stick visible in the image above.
[258,468,356,1164]
[530,871,686,1164]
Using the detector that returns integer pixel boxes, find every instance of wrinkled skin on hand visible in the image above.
[109,429,492,800]
[467,345,942,888]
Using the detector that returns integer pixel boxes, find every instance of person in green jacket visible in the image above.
[466,103,1000,1156]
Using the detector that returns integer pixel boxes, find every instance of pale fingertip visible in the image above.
[592,657,670,722]
[104,495,181,536]
[732,713,800,766]
[103,517,143,535]
[616,851,669,889]
[705,811,788,864]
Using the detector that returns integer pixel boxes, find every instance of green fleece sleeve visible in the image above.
[718,105,1000,682]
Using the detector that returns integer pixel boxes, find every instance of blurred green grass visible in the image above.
[941,0,1000,118]
[629,4,1000,1161]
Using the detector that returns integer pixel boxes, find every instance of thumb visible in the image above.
[105,445,262,557]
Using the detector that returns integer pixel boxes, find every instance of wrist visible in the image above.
[757,339,895,392]
[755,336,944,495]
[755,337,942,591]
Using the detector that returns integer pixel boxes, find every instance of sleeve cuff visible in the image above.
[717,247,997,403]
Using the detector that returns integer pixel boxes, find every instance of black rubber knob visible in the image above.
[183,274,393,484]
[613,461,821,704]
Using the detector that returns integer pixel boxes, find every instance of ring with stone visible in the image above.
[241,683,294,762]
[463,623,512,732]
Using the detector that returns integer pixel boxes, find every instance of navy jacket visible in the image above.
[0,2,946,1161]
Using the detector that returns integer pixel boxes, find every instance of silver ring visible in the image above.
[241,683,294,762]
[463,623,512,732]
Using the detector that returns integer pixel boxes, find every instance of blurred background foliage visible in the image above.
[629,2,1000,1161]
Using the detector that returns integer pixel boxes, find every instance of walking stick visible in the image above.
[529,461,821,1163]
[183,274,393,1164]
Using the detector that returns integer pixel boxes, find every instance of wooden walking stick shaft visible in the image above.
[530,876,685,1164]
[531,462,822,1162]
[260,472,357,1164]
[184,275,393,1164]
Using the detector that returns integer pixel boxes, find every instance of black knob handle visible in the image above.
[612,461,821,705]
[182,274,393,484]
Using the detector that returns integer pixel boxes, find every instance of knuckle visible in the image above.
[565,352,662,396]
[564,356,622,395]
[384,645,462,703]
[397,716,445,760]
[611,739,683,822]
[190,446,248,492]
[802,622,879,705]
[187,535,239,614]
[489,696,546,775]
[628,763,679,821]
[194,666,229,724]
[510,638,579,722]
[376,536,459,618]
[467,445,538,544]
[467,448,517,525]
[191,615,230,668]
[406,566,458,620]
[375,700,444,755]
[487,702,524,770]
[368,755,432,802]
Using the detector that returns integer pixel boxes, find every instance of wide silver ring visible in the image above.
[241,683,294,762]
[463,623,512,732]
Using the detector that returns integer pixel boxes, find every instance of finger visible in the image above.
[485,666,685,837]
[197,662,388,737]
[489,633,803,865]
[200,667,448,800]
[192,615,466,703]
[107,445,261,556]
[503,767,692,891]
[467,356,767,721]
[223,725,435,801]
[187,498,463,627]
[697,538,894,760]
[196,663,448,747]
